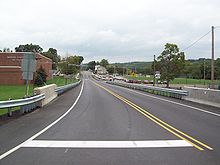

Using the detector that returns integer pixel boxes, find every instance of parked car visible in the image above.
[126,79,133,83]
[133,80,138,83]
[149,80,154,84]
[137,80,142,84]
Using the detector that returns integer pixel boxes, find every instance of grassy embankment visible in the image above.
[0,76,77,115]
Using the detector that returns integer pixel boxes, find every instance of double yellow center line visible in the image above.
[92,80,213,151]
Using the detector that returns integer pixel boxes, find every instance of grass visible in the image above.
[0,76,78,115]
[0,85,34,115]
[125,75,154,81]
[124,75,220,85]
[0,76,77,101]
[46,76,77,86]
[0,85,34,101]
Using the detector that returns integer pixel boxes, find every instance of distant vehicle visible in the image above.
[133,80,138,83]
[143,80,149,84]
[137,80,142,84]
[149,80,154,84]
[126,79,133,83]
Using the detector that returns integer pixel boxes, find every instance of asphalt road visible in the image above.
[0,71,219,165]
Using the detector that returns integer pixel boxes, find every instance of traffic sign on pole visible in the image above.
[21,52,36,96]
[21,53,36,80]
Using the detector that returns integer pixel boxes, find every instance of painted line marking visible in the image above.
[22,140,192,148]
[91,80,213,151]
[106,82,220,117]
[0,81,84,160]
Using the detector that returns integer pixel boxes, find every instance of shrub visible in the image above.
[34,66,47,86]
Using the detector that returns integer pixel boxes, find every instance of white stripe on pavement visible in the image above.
[22,140,192,148]
[105,82,220,117]
[0,81,84,160]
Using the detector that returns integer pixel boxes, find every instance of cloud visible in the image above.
[0,0,220,63]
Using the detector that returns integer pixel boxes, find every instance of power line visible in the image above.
[182,30,211,51]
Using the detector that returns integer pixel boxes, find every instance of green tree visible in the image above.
[106,65,114,74]
[34,66,47,86]
[87,61,96,71]
[199,60,211,80]
[15,43,43,53]
[156,43,185,87]
[3,48,12,52]
[66,56,84,65]
[215,58,220,79]
[106,65,128,75]
[78,56,84,65]
[58,55,84,75]
[100,59,109,67]
[42,48,61,70]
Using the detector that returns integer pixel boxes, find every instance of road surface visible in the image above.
[0,71,219,165]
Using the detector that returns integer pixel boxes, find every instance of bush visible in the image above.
[34,66,47,86]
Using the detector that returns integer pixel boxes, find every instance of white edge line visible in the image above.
[0,80,84,160]
[106,82,220,117]
[21,140,192,148]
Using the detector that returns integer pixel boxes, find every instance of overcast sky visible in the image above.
[0,0,220,63]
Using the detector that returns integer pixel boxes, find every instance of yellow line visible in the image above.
[119,95,213,151]
[114,93,204,150]
[91,80,213,151]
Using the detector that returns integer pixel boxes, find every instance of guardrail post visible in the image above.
[8,98,12,117]
[20,96,26,114]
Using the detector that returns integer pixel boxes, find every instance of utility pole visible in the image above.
[211,26,215,89]
[153,55,156,86]
[203,59,206,85]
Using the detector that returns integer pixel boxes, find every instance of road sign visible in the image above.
[155,71,160,79]
[131,72,136,77]
[22,72,34,81]
[21,53,36,80]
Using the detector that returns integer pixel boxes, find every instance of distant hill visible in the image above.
[109,58,216,76]
[110,61,153,75]
[112,61,152,68]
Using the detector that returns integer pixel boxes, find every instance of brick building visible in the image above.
[0,52,52,85]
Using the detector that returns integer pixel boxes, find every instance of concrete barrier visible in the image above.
[183,86,220,108]
[34,84,57,107]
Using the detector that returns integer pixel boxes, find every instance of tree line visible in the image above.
[86,43,220,87]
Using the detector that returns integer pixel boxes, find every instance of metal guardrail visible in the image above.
[91,74,101,81]
[0,94,45,116]
[55,80,81,95]
[0,80,81,117]
[107,81,188,99]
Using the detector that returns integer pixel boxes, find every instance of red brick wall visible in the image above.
[0,68,24,85]
[36,53,52,80]
[0,52,52,85]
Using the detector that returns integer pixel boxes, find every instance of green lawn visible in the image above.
[124,75,220,85]
[46,76,77,86]
[0,85,34,101]
[0,76,77,101]
[0,76,78,115]
[125,75,153,81]
[0,85,33,115]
